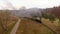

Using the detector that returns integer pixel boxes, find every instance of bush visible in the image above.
[42,12,55,23]
[48,14,55,23]
[42,13,48,19]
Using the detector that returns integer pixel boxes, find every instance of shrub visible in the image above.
[42,12,55,23]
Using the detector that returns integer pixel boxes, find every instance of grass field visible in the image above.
[16,18,60,34]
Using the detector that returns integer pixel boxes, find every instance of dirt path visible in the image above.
[10,19,21,34]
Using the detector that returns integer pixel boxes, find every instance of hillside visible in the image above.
[16,18,59,34]
[44,6,60,18]
[51,6,60,17]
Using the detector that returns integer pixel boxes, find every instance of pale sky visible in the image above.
[0,0,60,10]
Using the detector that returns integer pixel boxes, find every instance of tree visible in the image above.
[0,10,11,33]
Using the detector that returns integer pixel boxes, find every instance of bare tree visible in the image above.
[0,10,11,34]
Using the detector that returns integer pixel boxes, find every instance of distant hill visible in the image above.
[51,6,60,17]
[11,8,42,18]
[42,6,60,18]
[7,6,60,18]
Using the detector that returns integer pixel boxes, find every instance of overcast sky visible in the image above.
[0,0,60,10]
